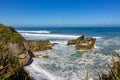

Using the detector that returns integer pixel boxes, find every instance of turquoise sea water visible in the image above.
[16,27,120,80]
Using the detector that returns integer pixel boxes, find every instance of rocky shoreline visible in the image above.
[0,24,53,79]
[1,24,53,65]
[1,23,120,80]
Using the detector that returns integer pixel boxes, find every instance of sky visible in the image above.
[0,0,120,26]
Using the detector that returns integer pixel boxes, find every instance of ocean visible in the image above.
[15,27,120,80]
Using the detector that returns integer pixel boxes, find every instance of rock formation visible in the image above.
[67,39,77,45]
[67,35,96,50]
[0,24,53,65]
[23,40,53,52]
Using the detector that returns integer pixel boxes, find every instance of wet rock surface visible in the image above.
[67,35,96,50]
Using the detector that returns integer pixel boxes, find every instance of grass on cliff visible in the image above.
[0,24,25,43]
[0,24,33,80]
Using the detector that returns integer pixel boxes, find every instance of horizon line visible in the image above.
[13,24,120,27]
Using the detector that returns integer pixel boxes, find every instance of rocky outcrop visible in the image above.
[1,40,53,65]
[0,24,53,66]
[23,40,53,52]
[18,52,30,65]
[0,42,30,65]
[67,35,96,50]
[76,36,96,50]
[0,23,54,79]
[67,39,77,45]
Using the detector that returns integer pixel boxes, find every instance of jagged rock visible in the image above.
[23,41,53,52]
[18,52,30,65]
[1,42,30,65]
[67,39,77,45]
[7,42,23,55]
[76,38,96,50]
[67,35,96,50]
[5,41,53,65]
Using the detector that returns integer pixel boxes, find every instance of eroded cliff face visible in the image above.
[67,35,96,50]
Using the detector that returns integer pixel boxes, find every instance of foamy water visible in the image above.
[16,29,120,80]
[20,33,80,40]
[25,39,112,80]
[25,42,111,80]
[17,30,51,34]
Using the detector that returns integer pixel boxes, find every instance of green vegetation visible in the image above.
[0,24,32,80]
[0,24,25,43]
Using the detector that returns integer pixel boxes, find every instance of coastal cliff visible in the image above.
[0,24,53,79]
[0,24,53,64]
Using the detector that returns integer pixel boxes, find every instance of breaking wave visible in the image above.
[17,30,51,34]
[18,31,102,41]
[20,33,80,40]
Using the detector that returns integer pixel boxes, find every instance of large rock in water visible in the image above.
[67,35,96,50]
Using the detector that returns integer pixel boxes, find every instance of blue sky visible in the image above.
[0,0,120,26]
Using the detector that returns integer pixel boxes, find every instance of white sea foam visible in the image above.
[93,36,102,39]
[22,30,120,80]
[20,33,80,40]
[25,41,111,80]
[51,40,67,44]
[25,58,64,80]
[17,30,51,34]
[94,45,99,49]
[77,50,88,51]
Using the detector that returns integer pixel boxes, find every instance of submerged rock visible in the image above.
[67,35,96,50]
